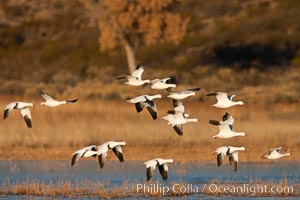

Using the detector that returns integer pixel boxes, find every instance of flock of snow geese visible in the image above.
[3,64,292,181]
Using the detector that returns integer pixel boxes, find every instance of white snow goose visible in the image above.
[162,101,198,136]
[167,99,187,116]
[261,147,292,160]
[144,158,174,181]
[209,113,246,139]
[4,102,33,128]
[127,94,162,120]
[167,88,200,100]
[71,145,98,166]
[209,112,234,131]
[97,141,126,169]
[213,146,245,172]
[117,64,150,86]
[40,91,78,107]
[150,78,176,90]
[207,92,243,108]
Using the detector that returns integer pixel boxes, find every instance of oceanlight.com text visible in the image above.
[135,183,294,196]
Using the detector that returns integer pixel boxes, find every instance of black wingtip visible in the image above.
[173,125,183,136]
[71,154,78,167]
[40,90,46,95]
[135,102,144,113]
[232,161,238,172]
[3,109,9,119]
[24,116,32,128]
[209,120,220,126]
[145,101,157,120]
[217,153,222,167]
[67,99,78,104]
[146,167,152,182]
[117,76,127,80]
[166,76,178,84]
[166,88,172,92]
[189,88,201,92]
[207,93,217,96]
[222,112,230,121]
[136,64,143,69]
[167,110,176,114]
[172,99,179,108]
[98,155,105,169]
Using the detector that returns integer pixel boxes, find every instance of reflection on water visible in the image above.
[0,160,299,199]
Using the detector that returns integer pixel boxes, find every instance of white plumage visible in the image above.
[212,146,245,172]
[261,147,292,160]
[117,64,150,86]
[127,94,162,120]
[71,141,126,168]
[40,91,78,107]
[150,78,176,90]
[209,113,246,139]
[162,100,198,136]
[97,141,126,169]
[4,102,33,128]
[207,92,243,108]
[71,145,98,166]
[167,88,200,100]
[144,158,174,181]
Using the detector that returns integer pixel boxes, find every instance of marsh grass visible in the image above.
[0,179,132,198]
[1,178,299,198]
[0,98,299,162]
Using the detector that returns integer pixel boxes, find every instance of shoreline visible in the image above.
[0,146,297,163]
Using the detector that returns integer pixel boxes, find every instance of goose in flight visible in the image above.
[209,112,234,131]
[144,158,174,181]
[209,113,245,139]
[97,141,126,169]
[167,99,186,115]
[213,146,245,172]
[117,64,150,86]
[150,78,176,90]
[167,88,200,100]
[127,94,162,120]
[261,147,292,160]
[40,91,78,107]
[162,101,198,136]
[4,102,33,128]
[207,92,243,108]
[71,145,98,166]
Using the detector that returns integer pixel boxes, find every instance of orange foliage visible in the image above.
[97,0,189,50]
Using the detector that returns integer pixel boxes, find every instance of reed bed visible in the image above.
[1,178,299,198]
[0,179,131,198]
[0,98,299,162]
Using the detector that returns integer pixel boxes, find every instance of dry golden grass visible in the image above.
[0,179,132,198]
[1,179,299,198]
[0,96,299,162]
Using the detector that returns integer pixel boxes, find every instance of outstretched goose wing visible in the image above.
[98,152,107,169]
[112,145,124,162]
[41,91,55,101]
[20,108,32,128]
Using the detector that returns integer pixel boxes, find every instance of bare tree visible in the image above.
[80,0,189,73]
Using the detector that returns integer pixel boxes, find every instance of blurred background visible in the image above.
[0,0,299,103]
[0,0,299,162]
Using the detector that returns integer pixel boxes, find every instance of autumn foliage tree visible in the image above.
[82,0,189,73]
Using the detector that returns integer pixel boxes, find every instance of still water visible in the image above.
[0,160,299,199]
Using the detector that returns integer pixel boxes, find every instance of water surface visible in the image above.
[0,160,299,199]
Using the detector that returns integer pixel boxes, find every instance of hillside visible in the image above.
[0,0,299,103]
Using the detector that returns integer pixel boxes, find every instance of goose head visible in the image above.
[236,101,244,105]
